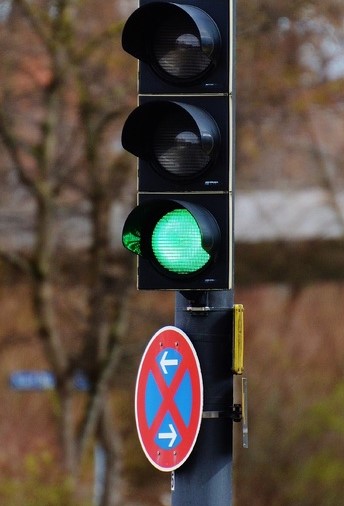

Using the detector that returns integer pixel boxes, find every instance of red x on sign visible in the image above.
[135,326,203,471]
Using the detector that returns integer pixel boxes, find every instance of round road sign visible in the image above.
[135,325,203,472]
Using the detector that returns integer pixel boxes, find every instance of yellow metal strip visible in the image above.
[232,304,244,374]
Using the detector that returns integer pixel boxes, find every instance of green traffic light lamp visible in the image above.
[122,199,220,281]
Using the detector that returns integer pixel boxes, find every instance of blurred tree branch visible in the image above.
[0,1,135,504]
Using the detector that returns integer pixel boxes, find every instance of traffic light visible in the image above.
[121,0,235,290]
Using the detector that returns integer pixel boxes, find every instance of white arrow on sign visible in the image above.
[158,423,177,448]
[160,350,179,375]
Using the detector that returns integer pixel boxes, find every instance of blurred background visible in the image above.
[0,1,343,505]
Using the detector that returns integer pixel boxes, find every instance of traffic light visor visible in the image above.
[122,3,221,84]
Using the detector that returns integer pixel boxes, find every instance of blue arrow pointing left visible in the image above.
[157,348,181,386]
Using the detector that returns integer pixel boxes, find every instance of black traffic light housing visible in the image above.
[121,0,235,290]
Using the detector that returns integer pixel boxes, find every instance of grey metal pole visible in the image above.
[172,290,234,506]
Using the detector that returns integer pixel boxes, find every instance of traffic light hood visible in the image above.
[121,101,220,179]
[122,2,222,84]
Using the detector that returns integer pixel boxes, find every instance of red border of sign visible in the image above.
[135,326,203,472]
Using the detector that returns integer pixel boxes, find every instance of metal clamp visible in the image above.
[202,404,242,422]
[186,306,211,315]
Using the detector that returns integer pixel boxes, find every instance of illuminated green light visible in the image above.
[151,209,210,274]
[122,228,142,255]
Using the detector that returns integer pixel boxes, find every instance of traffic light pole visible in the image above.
[173,290,234,506]
[120,1,239,501]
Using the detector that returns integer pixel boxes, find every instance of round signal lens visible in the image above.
[151,209,210,274]
[152,16,211,82]
[153,113,210,178]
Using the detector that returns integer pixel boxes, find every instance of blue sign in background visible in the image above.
[9,370,90,391]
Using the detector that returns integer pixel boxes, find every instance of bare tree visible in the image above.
[0,1,136,504]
